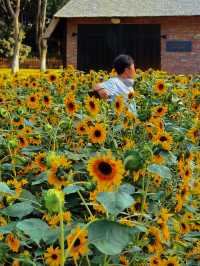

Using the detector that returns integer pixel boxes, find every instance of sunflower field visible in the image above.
[0,67,200,266]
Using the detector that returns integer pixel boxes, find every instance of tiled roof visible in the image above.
[55,0,200,18]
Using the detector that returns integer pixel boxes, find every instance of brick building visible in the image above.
[48,0,200,74]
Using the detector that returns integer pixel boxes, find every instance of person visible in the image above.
[93,54,137,115]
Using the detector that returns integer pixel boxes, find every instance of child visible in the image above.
[93,54,137,115]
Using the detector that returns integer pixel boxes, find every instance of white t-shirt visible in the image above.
[100,77,137,115]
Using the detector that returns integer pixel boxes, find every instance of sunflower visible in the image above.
[29,134,42,145]
[149,255,163,266]
[67,227,88,261]
[163,257,180,266]
[44,246,61,266]
[6,233,20,253]
[152,154,165,164]
[87,151,125,190]
[84,96,99,116]
[88,123,107,144]
[154,80,167,95]
[12,116,24,127]
[16,134,28,148]
[64,93,79,116]
[153,131,173,151]
[114,95,124,115]
[119,255,129,265]
[128,90,137,100]
[76,121,88,136]
[42,94,52,109]
[120,137,135,151]
[34,152,47,171]
[12,259,20,266]
[123,110,138,129]
[27,93,39,109]
[47,72,58,83]
[22,126,32,135]
[147,226,162,253]
[187,127,199,143]
[153,105,168,117]
[31,80,38,88]
[130,196,148,213]
[153,175,162,187]
[48,156,71,188]
[179,220,190,234]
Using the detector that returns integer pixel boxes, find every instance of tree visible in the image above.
[5,0,22,73]
[36,0,68,72]
[36,0,48,71]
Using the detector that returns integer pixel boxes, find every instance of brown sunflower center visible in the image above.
[19,137,25,144]
[160,136,167,142]
[30,96,36,102]
[68,102,75,110]
[73,238,81,247]
[167,263,174,266]
[40,157,46,164]
[51,254,58,260]
[149,234,156,245]
[98,162,112,175]
[181,223,186,230]
[44,96,49,103]
[89,101,95,109]
[153,259,159,264]
[116,102,120,109]
[157,108,163,113]
[50,75,56,81]
[94,130,101,137]
[158,84,164,90]
[134,202,141,211]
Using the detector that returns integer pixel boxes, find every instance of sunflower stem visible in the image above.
[77,190,94,218]
[59,201,65,266]
[86,255,91,266]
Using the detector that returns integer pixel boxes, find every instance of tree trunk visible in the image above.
[37,0,48,72]
[12,17,20,74]
[6,0,21,74]
[40,38,47,72]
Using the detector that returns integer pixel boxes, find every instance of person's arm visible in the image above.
[93,83,109,99]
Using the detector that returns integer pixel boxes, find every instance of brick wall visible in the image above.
[66,16,200,74]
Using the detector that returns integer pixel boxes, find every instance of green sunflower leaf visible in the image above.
[147,164,172,179]
[97,191,134,216]
[1,202,34,219]
[0,182,15,195]
[88,220,134,255]
[17,218,49,245]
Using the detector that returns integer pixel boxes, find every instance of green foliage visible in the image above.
[97,190,134,216]
[0,30,31,62]
[1,202,34,219]
[88,220,134,255]
[17,218,49,245]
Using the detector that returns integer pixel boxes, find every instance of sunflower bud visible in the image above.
[46,151,58,168]
[45,189,64,213]
[0,108,8,118]
[44,123,53,132]
[16,107,25,115]
[8,138,18,149]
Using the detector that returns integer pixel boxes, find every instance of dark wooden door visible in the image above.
[77,24,160,72]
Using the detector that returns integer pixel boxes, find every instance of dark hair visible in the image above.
[113,54,134,75]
